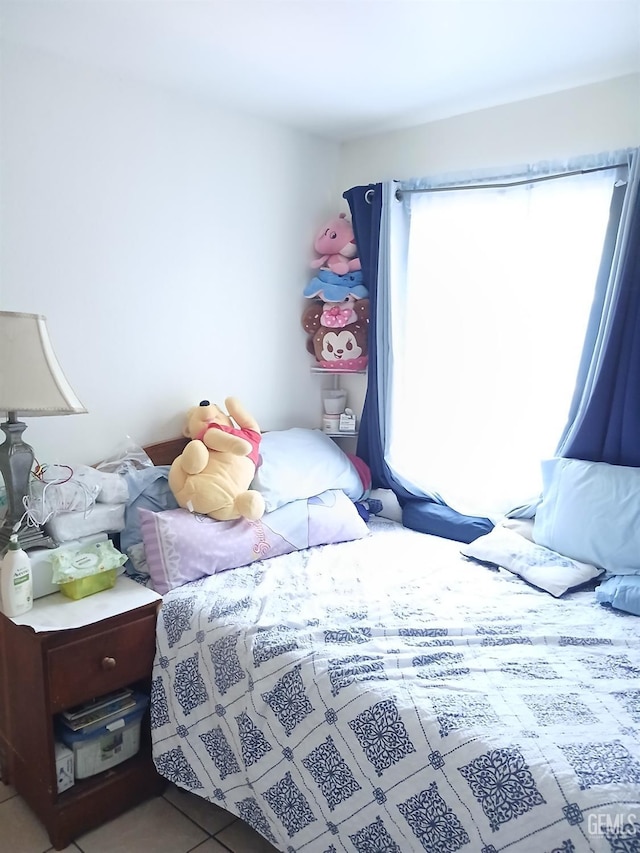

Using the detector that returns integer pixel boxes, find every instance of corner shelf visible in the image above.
[324,432,358,439]
[310,367,367,373]
[310,365,366,390]
[311,365,366,439]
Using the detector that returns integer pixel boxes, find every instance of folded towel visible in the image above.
[45,503,126,543]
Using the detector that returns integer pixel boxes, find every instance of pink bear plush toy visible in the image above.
[310,212,362,276]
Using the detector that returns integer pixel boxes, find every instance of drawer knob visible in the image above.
[101,656,117,671]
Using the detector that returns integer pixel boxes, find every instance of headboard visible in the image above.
[143,437,188,466]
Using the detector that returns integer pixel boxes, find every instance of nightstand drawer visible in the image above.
[47,612,157,712]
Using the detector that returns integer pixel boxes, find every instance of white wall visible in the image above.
[3,51,638,468]
[338,75,640,190]
[0,43,340,465]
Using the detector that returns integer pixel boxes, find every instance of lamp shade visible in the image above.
[0,311,86,416]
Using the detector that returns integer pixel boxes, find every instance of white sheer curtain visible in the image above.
[388,169,616,519]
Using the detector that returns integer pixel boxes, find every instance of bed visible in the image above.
[139,436,640,853]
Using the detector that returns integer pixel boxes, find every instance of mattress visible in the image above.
[151,517,640,852]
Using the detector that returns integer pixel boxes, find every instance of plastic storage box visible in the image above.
[58,692,149,779]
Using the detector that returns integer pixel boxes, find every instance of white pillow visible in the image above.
[498,517,535,542]
[533,457,640,575]
[370,488,403,523]
[460,525,602,597]
[251,428,364,512]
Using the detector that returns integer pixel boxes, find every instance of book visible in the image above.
[61,688,135,731]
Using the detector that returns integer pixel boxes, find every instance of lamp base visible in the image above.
[0,519,57,554]
[0,414,58,553]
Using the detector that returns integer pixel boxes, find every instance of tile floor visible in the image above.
[0,777,280,853]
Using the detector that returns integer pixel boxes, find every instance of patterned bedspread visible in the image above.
[151,517,640,853]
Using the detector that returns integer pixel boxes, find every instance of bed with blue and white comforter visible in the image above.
[150,517,640,853]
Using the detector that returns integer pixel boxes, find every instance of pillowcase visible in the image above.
[499,517,535,542]
[460,525,602,597]
[370,489,403,523]
[533,457,640,575]
[251,428,364,512]
[596,575,640,617]
[139,489,368,594]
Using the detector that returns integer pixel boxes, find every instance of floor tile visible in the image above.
[164,783,236,835]
[75,795,208,853]
[0,795,51,853]
[216,819,280,853]
[0,781,16,804]
[189,841,229,853]
[44,845,81,852]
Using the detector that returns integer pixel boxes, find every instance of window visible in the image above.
[388,169,616,518]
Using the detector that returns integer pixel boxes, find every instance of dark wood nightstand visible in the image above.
[0,577,166,850]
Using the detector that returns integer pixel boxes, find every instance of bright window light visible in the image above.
[389,170,614,518]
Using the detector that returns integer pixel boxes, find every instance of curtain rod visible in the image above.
[395,163,627,199]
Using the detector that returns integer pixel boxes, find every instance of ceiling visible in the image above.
[2,0,640,141]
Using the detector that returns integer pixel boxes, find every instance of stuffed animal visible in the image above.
[303,269,368,303]
[168,397,265,522]
[302,299,369,369]
[311,213,362,276]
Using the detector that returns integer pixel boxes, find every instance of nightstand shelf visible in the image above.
[0,577,165,850]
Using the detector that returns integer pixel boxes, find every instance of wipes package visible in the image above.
[31,534,109,599]
[51,540,127,585]
[51,540,128,601]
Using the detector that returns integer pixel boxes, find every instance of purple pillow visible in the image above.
[139,489,368,594]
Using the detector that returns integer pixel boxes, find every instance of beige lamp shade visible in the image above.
[0,311,87,416]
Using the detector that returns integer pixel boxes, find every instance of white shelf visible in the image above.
[310,366,366,375]
[311,366,364,441]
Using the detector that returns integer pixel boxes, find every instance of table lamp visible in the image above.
[0,311,87,552]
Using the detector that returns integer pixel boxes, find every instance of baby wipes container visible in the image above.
[51,540,126,600]
[60,568,117,600]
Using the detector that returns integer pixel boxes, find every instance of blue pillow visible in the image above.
[120,466,178,555]
[250,429,364,512]
[596,575,640,616]
[533,457,640,574]
[403,499,493,544]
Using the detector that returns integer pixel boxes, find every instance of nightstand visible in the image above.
[0,576,166,850]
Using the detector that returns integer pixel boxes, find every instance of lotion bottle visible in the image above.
[0,534,33,617]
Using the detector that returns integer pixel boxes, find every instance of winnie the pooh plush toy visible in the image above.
[168,397,265,521]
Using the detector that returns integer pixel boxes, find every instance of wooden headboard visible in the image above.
[143,437,188,466]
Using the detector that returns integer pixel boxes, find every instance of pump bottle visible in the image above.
[0,534,33,617]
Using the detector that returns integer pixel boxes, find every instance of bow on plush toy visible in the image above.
[311,213,361,276]
[168,397,265,521]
